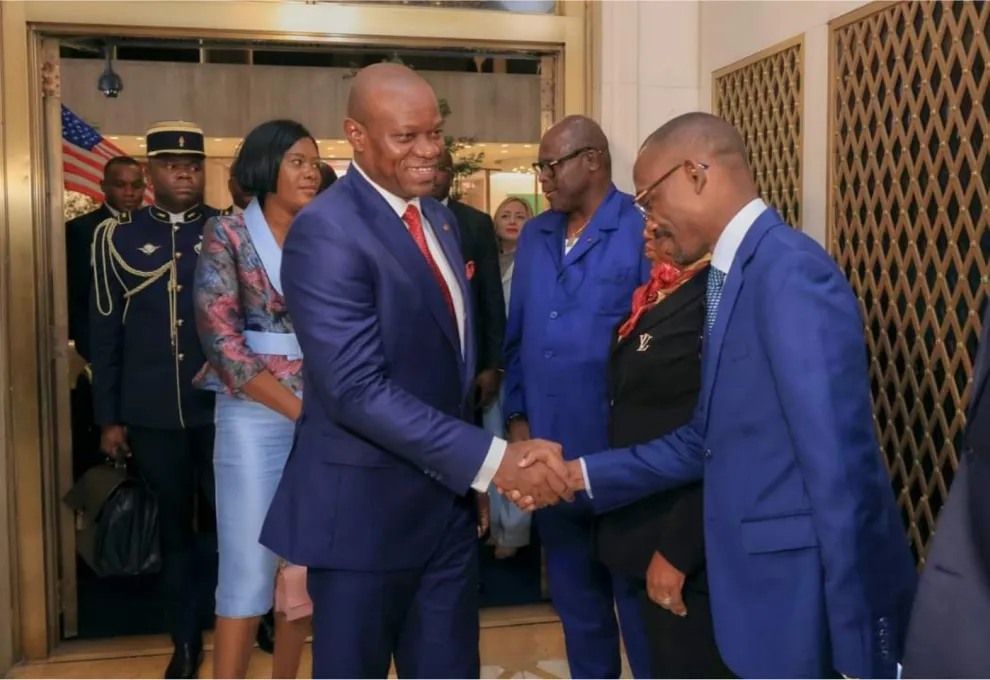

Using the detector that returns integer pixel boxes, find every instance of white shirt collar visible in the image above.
[351,160,421,218]
[710,197,768,274]
[441,197,449,206]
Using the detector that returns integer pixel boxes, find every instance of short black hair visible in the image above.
[231,119,315,204]
[103,156,141,181]
[319,163,338,193]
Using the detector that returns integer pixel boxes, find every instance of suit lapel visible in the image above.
[700,209,781,417]
[345,172,461,361]
[421,198,471,385]
[615,270,707,351]
[562,185,621,269]
[540,212,565,273]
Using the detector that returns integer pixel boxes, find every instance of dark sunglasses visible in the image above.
[532,146,601,177]
[633,160,710,220]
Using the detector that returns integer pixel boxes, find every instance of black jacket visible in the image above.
[595,270,708,582]
[448,199,505,374]
[66,204,115,362]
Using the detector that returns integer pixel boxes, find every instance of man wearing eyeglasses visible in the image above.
[502,115,653,679]
[517,112,917,679]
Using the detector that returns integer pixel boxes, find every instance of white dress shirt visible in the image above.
[351,162,506,492]
[579,196,769,497]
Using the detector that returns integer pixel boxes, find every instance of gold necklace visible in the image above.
[565,220,590,248]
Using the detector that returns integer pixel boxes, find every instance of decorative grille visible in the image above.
[713,37,804,229]
[829,0,990,564]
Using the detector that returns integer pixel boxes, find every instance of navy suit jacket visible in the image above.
[260,168,493,571]
[583,208,916,678]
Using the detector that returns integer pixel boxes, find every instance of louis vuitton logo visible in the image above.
[636,332,653,353]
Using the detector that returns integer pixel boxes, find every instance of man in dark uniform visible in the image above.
[431,149,506,411]
[66,156,146,480]
[89,121,219,679]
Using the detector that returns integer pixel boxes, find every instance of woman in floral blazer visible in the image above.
[193,119,321,679]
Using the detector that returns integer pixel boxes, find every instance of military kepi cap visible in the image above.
[146,121,206,158]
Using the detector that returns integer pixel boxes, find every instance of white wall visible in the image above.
[699,0,868,246]
[597,0,871,246]
[597,0,701,194]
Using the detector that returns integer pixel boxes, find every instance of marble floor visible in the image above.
[9,605,631,679]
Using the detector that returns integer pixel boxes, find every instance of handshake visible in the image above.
[492,438,584,511]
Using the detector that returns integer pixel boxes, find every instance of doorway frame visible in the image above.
[0,0,589,663]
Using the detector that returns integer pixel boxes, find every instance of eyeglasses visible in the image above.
[633,160,709,220]
[532,147,601,177]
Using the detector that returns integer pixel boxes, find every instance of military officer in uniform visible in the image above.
[90,121,220,679]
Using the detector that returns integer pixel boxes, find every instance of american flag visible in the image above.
[62,105,154,205]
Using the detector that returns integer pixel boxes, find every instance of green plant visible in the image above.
[346,54,485,199]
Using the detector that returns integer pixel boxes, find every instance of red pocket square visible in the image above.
[465,261,476,280]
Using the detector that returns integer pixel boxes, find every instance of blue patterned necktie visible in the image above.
[706,266,726,332]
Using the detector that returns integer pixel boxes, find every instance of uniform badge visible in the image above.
[138,243,161,255]
[636,332,653,353]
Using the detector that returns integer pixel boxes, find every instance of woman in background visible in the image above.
[594,225,731,678]
[194,119,321,678]
[486,196,536,558]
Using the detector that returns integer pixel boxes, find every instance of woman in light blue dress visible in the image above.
[193,119,322,678]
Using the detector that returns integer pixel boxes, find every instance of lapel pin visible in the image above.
[441,223,450,231]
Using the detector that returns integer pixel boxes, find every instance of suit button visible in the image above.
[550,311,558,319]
[176,319,184,327]
[175,251,182,259]
[544,351,553,359]
[704,448,712,460]
[176,284,183,292]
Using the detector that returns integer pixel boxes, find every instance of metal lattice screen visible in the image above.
[713,37,804,229]
[829,0,990,565]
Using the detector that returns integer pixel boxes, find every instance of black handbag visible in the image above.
[63,458,162,577]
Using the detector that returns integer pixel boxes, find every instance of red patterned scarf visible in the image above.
[617,255,711,340]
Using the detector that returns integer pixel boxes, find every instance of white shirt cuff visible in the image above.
[579,457,593,498]
[471,436,506,492]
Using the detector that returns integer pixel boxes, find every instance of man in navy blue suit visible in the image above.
[513,112,917,678]
[260,63,568,679]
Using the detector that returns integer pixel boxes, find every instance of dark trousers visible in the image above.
[127,424,216,645]
[307,504,480,679]
[639,582,735,679]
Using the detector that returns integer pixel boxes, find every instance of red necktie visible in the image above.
[402,204,457,326]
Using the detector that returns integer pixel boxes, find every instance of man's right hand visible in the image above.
[100,425,130,460]
[493,439,571,508]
